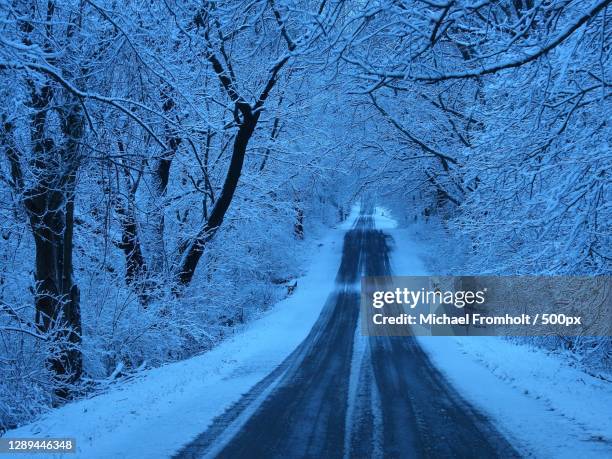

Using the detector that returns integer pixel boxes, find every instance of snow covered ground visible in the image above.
[418,336,612,458]
[385,211,612,459]
[6,205,611,458]
[5,205,362,459]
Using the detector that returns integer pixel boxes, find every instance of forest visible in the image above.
[1,0,610,432]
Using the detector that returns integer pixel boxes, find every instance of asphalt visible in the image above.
[174,210,519,459]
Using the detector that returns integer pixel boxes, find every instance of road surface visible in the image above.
[174,210,518,458]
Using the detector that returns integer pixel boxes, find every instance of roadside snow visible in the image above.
[418,336,612,458]
[385,211,612,458]
[340,203,361,229]
[5,207,360,459]
[372,206,397,230]
[8,205,609,459]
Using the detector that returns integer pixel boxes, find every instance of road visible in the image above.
[174,211,519,458]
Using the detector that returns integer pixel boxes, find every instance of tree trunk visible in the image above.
[116,201,148,287]
[24,88,83,397]
[145,94,182,274]
[176,105,258,287]
[26,186,82,396]
[294,205,304,239]
[115,141,149,301]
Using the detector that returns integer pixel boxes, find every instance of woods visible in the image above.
[1,0,610,431]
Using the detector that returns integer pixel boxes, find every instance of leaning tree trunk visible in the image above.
[176,104,259,287]
[174,17,292,288]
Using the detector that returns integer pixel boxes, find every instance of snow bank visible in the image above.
[418,336,612,458]
[5,214,356,459]
[385,212,612,458]
[372,206,397,230]
[339,203,361,229]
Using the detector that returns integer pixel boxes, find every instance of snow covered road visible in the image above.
[175,210,517,458]
[7,207,611,458]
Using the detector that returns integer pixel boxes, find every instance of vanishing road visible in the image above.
[175,209,518,459]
